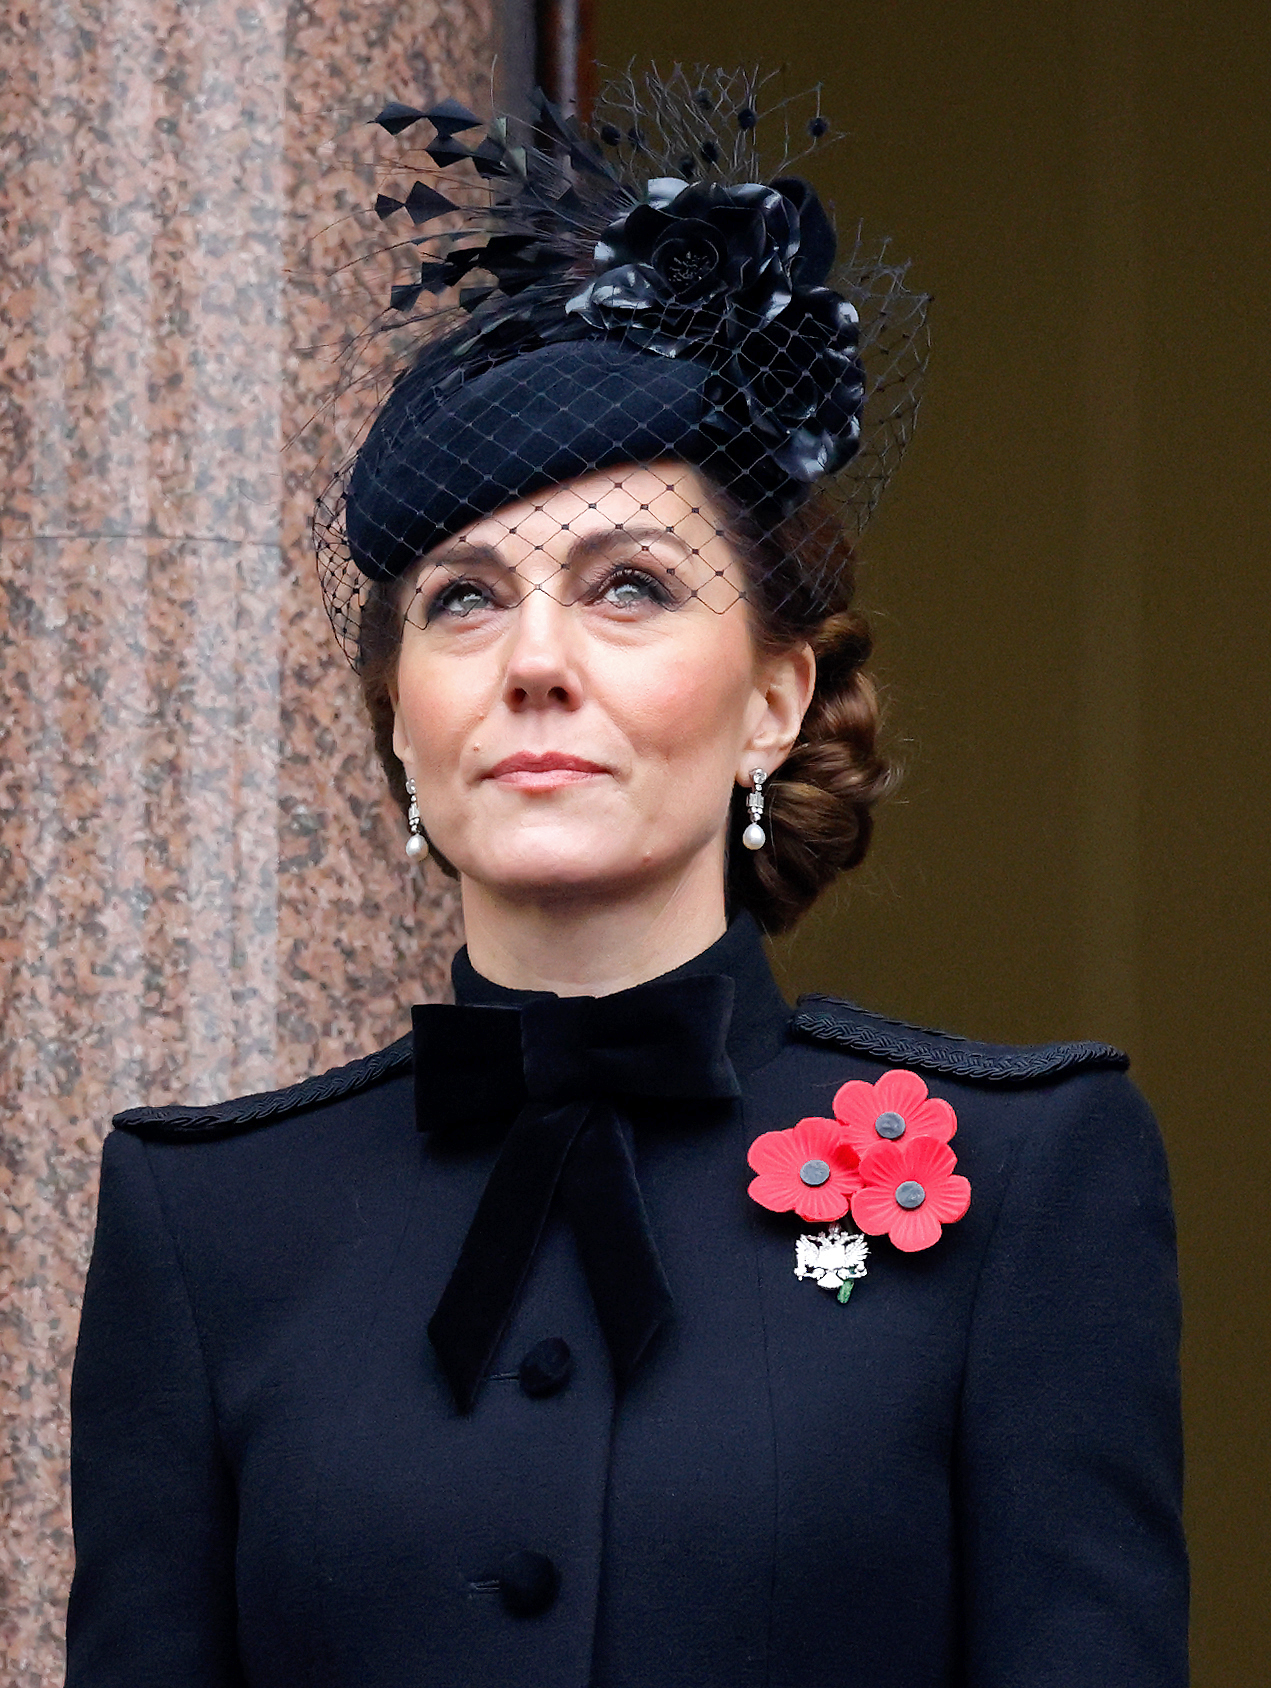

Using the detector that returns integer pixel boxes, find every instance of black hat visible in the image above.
[314,69,928,664]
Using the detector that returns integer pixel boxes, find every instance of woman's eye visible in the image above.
[426,579,494,622]
[595,568,672,611]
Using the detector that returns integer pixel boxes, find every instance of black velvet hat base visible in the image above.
[345,338,736,584]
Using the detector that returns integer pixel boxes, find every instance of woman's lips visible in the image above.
[484,752,610,791]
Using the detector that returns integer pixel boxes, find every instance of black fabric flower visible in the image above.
[566,176,865,484]
[568,177,799,340]
[716,288,865,481]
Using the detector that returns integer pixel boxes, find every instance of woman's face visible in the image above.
[390,464,813,908]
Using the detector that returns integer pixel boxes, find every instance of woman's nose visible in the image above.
[500,585,582,712]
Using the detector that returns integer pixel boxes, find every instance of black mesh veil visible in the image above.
[311,68,929,670]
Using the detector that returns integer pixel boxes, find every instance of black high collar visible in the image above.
[449,911,791,1078]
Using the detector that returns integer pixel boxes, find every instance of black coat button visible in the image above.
[498,1549,560,1617]
[518,1337,572,1399]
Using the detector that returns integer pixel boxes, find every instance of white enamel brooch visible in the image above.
[793,1224,870,1303]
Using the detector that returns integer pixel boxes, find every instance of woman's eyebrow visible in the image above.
[567,522,695,565]
[417,540,511,575]
[417,521,695,581]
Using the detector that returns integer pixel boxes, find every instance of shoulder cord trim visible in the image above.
[112,1034,415,1141]
[791,995,1129,1084]
[112,992,1130,1142]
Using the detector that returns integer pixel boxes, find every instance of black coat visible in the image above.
[66,917,1188,1687]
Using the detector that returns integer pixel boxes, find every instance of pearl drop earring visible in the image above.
[405,777,429,862]
[742,768,767,851]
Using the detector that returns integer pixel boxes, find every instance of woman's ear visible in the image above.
[740,641,816,778]
[390,690,414,778]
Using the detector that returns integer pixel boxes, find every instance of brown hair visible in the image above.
[357,482,891,935]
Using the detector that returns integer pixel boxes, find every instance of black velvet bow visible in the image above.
[414,974,740,1412]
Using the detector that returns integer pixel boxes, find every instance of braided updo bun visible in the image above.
[717,488,892,933]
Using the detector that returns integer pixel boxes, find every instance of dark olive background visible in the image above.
[593,2,1270,1680]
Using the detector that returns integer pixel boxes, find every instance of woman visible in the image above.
[65,72,1187,1687]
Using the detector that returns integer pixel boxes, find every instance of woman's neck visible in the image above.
[458,862,729,997]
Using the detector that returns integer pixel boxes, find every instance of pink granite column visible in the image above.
[0,2,499,1678]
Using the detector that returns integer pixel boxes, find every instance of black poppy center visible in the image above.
[799,1158,832,1187]
[654,230,725,299]
[874,1111,906,1139]
[895,1180,926,1209]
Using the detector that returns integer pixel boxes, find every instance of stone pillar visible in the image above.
[0,2,500,1677]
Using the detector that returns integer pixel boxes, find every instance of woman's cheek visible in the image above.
[399,667,480,779]
[615,648,751,764]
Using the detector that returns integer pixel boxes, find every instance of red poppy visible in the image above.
[747,1117,863,1223]
[851,1135,971,1252]
[831,1067,957,1159]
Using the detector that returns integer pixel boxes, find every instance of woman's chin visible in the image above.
[451,832,686,905]
[462,857,650,903]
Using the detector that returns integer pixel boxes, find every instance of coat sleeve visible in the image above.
[956,1070,1189,1686]
[65,1129,247,1686]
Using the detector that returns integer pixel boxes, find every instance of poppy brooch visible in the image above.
[747,1069,971,1299]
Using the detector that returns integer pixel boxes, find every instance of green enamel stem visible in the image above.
[837,1280,854,1304]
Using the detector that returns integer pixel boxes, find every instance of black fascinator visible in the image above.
[313,68,929,665]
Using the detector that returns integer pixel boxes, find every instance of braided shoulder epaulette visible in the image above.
[112,1033,414,1144]
[791,995,1128,1085]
